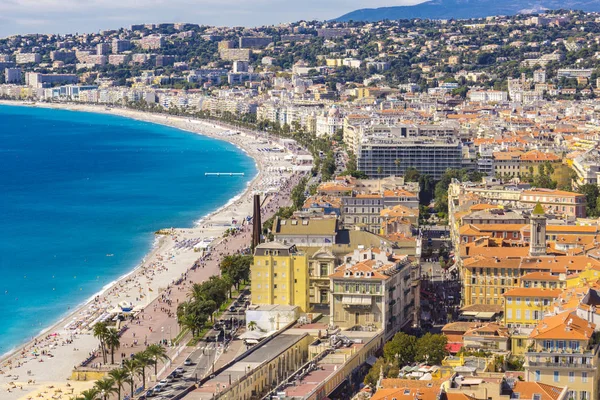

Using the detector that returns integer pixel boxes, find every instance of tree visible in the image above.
[94,378,117,400]
[383,332,417,367]
[122,358,142,398]
[93,321,109,364]
[405,167,420,182]
[108,368,129,400]
[134,351,155,390]
[77,388,100,400]
[105,328,121,365]
[219,254,252,291]
[415,333,448,365]
[145,344,171,379]
[248,321,258,331]
[578,184,600,217]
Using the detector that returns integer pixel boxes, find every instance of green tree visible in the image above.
[76,388,100,400]
[134,351,155,390]
[108,368,129,400]
[383,332,417,367]
[219,254,252,290]
[105,328,121,365]
[145,344,171,379]
[405,167,421,182]
[415,333,448,365]
[94,377,117,400]
[122,359,142,398]
[93,321,109,364]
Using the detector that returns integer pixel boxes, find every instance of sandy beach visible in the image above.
[0,101,308,400]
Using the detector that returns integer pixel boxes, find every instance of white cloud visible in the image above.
[0,0,427,36]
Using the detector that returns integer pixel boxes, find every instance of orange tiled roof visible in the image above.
[530,310,595,340]
[502,287,562,298]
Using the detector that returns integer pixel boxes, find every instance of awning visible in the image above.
[446,343,463,353]
[475,311,497,319]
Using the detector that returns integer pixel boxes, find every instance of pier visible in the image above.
[205,172,245,176]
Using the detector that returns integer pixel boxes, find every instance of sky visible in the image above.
[0,0,426,37]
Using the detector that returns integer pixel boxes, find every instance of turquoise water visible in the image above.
[0,105,256,354]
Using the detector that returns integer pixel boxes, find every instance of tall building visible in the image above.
[96,43,111,55]
[357,135,463,180]
[239,36,272,49]
[5,68,21,84]
[251,242,309,312]
[112,39,131,53]
[232,60,249,73]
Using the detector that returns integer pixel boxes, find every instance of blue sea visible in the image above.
[0,105,256,354]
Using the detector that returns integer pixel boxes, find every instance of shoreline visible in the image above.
[0,100,301,398]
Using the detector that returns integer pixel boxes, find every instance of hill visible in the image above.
[335,0,600,22]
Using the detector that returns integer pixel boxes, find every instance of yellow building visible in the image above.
[566,264,600,288]
[502,287,562,355]
[524,311,599,400]
[325,58,343,67]
[251,242,309,312]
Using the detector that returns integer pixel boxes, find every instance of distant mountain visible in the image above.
[335,0,600,22]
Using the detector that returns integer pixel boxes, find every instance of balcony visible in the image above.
[525,361,595,369]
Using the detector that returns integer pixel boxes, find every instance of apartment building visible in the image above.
[520,189,586,218]
[15,53,41,64]
[251,242,309,312]
[329,247,415,338]
[524,311,598,400]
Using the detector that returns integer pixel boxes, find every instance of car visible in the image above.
[165,374,174,382]
[184,358,192,366]
[152,385,163,393]
[228,305,236,312]
[159,379,169,387]
[175,367,184,375]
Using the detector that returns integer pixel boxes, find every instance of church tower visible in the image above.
[529,202,547,257]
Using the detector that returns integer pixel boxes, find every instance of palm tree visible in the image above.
[105,328,121,365]
[94,377,117,400]
[134,351,155,390]
[77,388,100,400]
[122,359,142,398]
[93,322,109,364]
[248,321,258,331]
[145,344,170,379]
[108,368,129,400]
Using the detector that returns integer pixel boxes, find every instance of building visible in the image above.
[139,35,165,50]
[520,189,586,219]
[50,51,76,63]
[357,134,463,180]
[239,36,272,49]
[96,43,111,55]
[524,311,598,400]
[251,242,309,312]
[5,68,21,84]
[219,48,251,62]
[25,73,79,88]
[112,39,131,53]
[329,247,415,337]
[534,70,547,83]
[232,60,249,73]
[468,90,508,103]
[15,53,41,64]
[557,69,593,79]
[272,217,338,248]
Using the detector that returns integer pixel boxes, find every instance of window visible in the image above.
[257,284,261,289]
[516,310,521,320]
[507,310,513,319]
[525,310,530,321]
[582,372,588,383]
[507,297,512,305]
[534,370,540,382]
[569,371,575,383]
[516,297,521,305]
[272,261,277,267]
[553,371,559,382]
[532,395,541,400]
